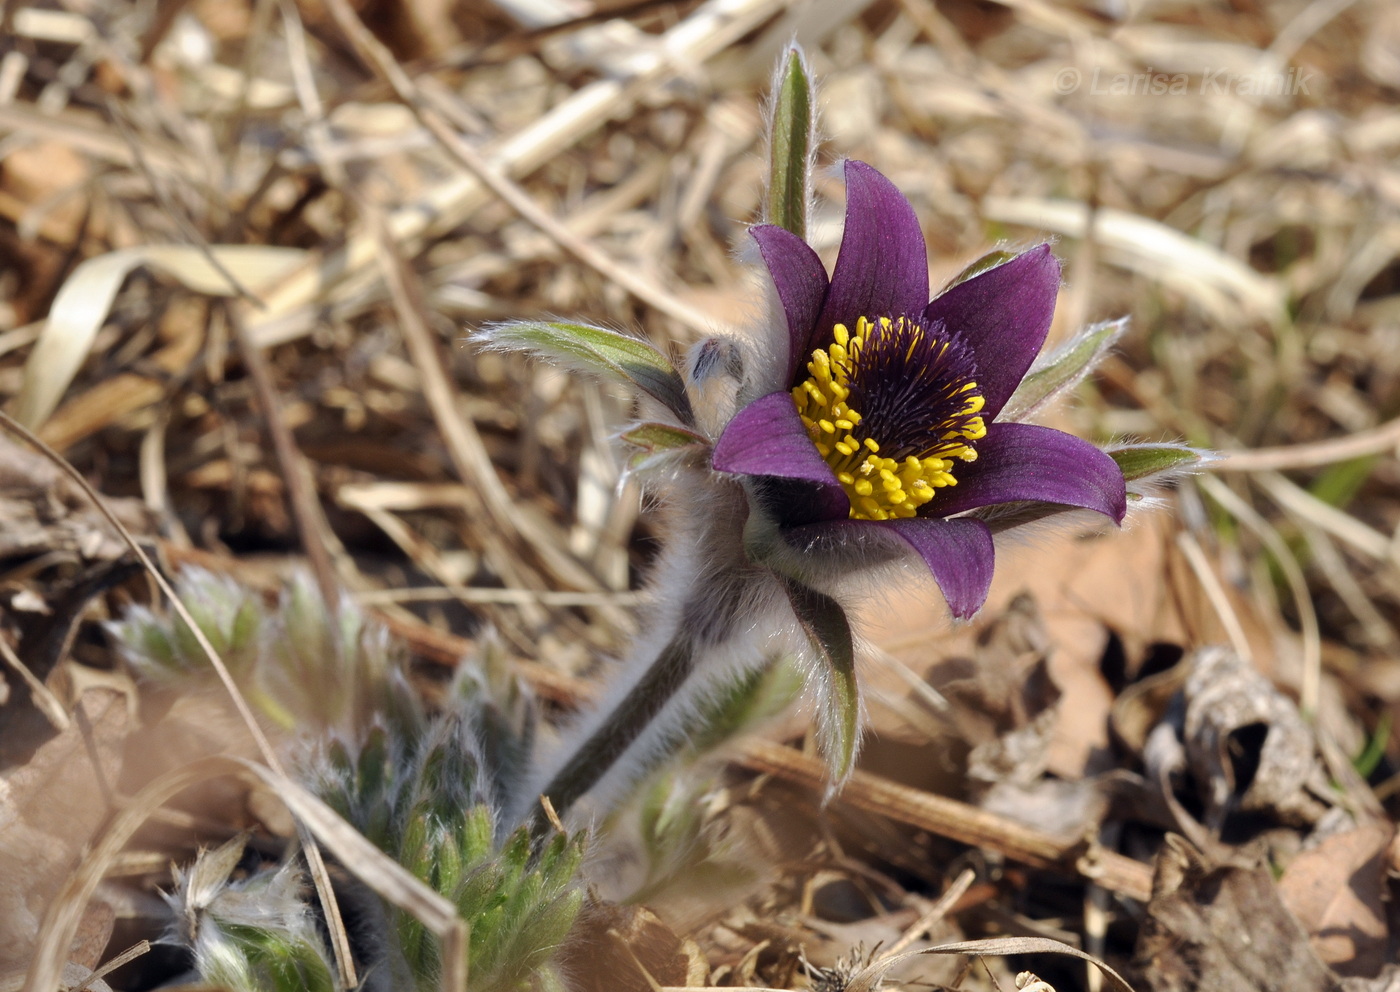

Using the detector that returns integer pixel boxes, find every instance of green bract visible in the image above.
[768,45,815,240]
[1002,317,1129,422]
[479,320,692,423]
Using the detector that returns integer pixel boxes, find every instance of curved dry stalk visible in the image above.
[1197,474,1322,715]
[1175,529,1256,663]
[883,867,976,958]
[1206,413,1400,472]
[859,936,1136,992]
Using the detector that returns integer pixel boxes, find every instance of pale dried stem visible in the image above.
[737,740,1155,903]
[23,755,466,992]
[366,216,552,628]
[1206,413,1400,472]
[73,940,150,992]
[1197,474,1322,715]
[1175,530,1255,663]
[227,307,345,621]
[883,867,976,957]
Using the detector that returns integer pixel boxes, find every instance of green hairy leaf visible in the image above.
[1108,442,1207,482]
[768,45,814,239]
[620,421,711,473]
[1002,317,1128,421]
[943,249,1016,291]
[481,320,692,422]
[779,577,860,787]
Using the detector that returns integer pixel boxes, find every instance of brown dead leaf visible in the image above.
[560,900,693,992]
[868,513,1191,783]
[1181,646,1328,832]
[0,688,128,969]
[1278,820,1393,978]
[1134,835,1343,992]
[0,140,91,246]
[0,435,154,565]
[68,899,114,970]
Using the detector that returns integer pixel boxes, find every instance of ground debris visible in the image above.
[0,688,127,972]
[1133,835,1343,992]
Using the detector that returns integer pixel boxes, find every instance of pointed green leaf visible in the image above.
[768,45,814,239]
[620,421,711,473]
[943,250,1016,291]
[1002,317,1128,421]
[620,421,708,453]
[778,576,860,787]
[1108,443,1208,482]
[480,321,692,423]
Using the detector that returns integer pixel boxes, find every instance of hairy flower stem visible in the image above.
[528,632,697,835]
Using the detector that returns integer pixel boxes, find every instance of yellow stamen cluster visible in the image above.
[791,316,987,521]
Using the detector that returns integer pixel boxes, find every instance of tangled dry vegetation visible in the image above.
[3,0,1400,989]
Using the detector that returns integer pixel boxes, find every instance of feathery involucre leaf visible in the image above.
[619,422,711,475]
[768,45,814,239]
[1002,317,1129,421]
[779,577,859,788]
[164,839,337,992]
[309,658,584,992]
[110,569,418,734]
[1109,442,1209,483]
[109,568,264,683]
[479,320,692,422]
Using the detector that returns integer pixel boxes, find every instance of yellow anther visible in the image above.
[789,313,988,521]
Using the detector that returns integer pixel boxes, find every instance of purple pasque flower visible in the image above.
[711,160,1127,619]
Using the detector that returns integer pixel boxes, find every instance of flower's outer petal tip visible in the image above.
[712,391,841,487]
[819,159,930,331]
[925,244,1063,419]
[884,517,996,620]
[933,423,1127,525]
[751,224,829,381]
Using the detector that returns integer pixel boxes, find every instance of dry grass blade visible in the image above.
[226,307,344,618]
[1256,471,1395,563]
[1206,414,1400,472]
[1176,530,1255,663]
[320,0,722,338]
[883,867,977,957]
[887,936,1136,992]
[982,197,1288,330]
[72,942,150,992]
[365,212,553,625]
[1197,474,1322,714]
[0,633,70,731]
[15,245,305,429]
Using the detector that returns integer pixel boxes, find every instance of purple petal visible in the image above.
[816,161,930,340]
[713,391,847,508]
[886,517,996,619]
[924,244,1060,420]
[928,422,1127,522]
[752,224,829,384]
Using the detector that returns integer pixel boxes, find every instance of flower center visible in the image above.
[790,315,987,521]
